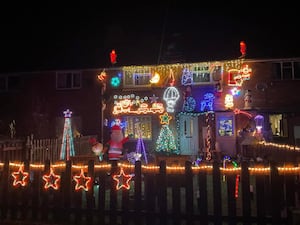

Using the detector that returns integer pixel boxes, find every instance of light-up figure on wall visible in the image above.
[200,93,214,112]
[163,86,180,113]
[225,94,234,109]
[60,109,75,160]
[181,68,193,86]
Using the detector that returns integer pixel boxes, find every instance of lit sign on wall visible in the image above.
[112,94,165,115]
[228,64,252,86]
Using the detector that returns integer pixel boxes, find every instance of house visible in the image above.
[1,57,300,163]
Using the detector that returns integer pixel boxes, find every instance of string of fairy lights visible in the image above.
[4,161,300,175]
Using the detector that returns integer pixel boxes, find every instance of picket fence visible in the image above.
[0,159,300,225]
[0,136,94,163]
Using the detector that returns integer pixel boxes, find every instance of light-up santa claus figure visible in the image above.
[106,124,130,161]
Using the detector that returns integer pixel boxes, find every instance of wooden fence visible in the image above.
[0,160,300,225]
[0,136,95,163]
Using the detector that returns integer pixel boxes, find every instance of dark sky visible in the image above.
[1,4,300,73]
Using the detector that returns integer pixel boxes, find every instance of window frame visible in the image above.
[0,75,21,92]
[272,61,300,80]
[123,68,152,88]
[56,71,82,90]
[123,116,152,140]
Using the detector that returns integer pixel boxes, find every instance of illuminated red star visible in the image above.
[113,168,134,190]
[42,167,61,190]
[12,165,29,187]
[159,112,172,125]
[73,169,92,191]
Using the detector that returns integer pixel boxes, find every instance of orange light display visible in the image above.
[73,169,92,191]
[12,165,29,187]
[42,167,61,190]
[113,99,165,115]
[113,167,134,190]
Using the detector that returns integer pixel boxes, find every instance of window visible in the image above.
[269,114,288,137]
[218,116,234,136]
[56,71,81,90]
[191,65,211,83]
[123,68,151,87]
[123,116,152,140]
[271,61,300,80]
[0,75,21,91]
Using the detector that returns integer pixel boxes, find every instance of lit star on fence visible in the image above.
[113,168,134,190]
[159,112,172,125]
[73,169,92,191]
[12,165,29,187]
[42,167,61,190]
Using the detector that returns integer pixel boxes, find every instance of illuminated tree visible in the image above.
[156,125,178,154]
[60,109,75,160]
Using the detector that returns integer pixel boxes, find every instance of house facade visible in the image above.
[1,57,300,162]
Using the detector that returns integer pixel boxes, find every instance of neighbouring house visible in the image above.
[1,57,300,163]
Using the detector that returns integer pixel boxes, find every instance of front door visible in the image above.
[179,114,199,155]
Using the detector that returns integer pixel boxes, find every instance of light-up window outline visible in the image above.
[191,64,211,84]
[123,67,152,87]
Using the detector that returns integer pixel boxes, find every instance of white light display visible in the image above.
[163,86,180,113]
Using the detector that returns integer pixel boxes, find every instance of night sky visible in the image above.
[1,4,300,73]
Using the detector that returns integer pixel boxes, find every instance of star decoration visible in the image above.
[63,109,72,118]
[12,165,29,187]
[127,152,142,164]
[113,168,134,190]
[73,169,92,191]
[159,112,172,125]
[149,94,159,103]
[42,167,61,190]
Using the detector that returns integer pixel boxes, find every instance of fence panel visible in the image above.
[1,159,300,224]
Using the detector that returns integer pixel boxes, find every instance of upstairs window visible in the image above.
[0,75,21,92]
[123,68,151,87]
[191,64,211,84]
[56,71,81,90]
[272,61,300,80]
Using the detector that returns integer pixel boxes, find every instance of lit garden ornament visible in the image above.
[60,109,75,161]
[254,114,264,134]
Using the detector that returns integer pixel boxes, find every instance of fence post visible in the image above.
[41,160,51,221]
[270,161,282,225]
[20,160,30,220]
[185,161,193,218]
[134,160,142,224]
[241,160,251,224]
[97,163,107,225]
[255,169,266,225]
[227,172,237,224]
[86,160,95,225]
[0,160,9,220]
[213,160,222,225]
[110,160,118,225]
[158,160,167,224]
[198,164,208,224]
[62,160,72,223]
